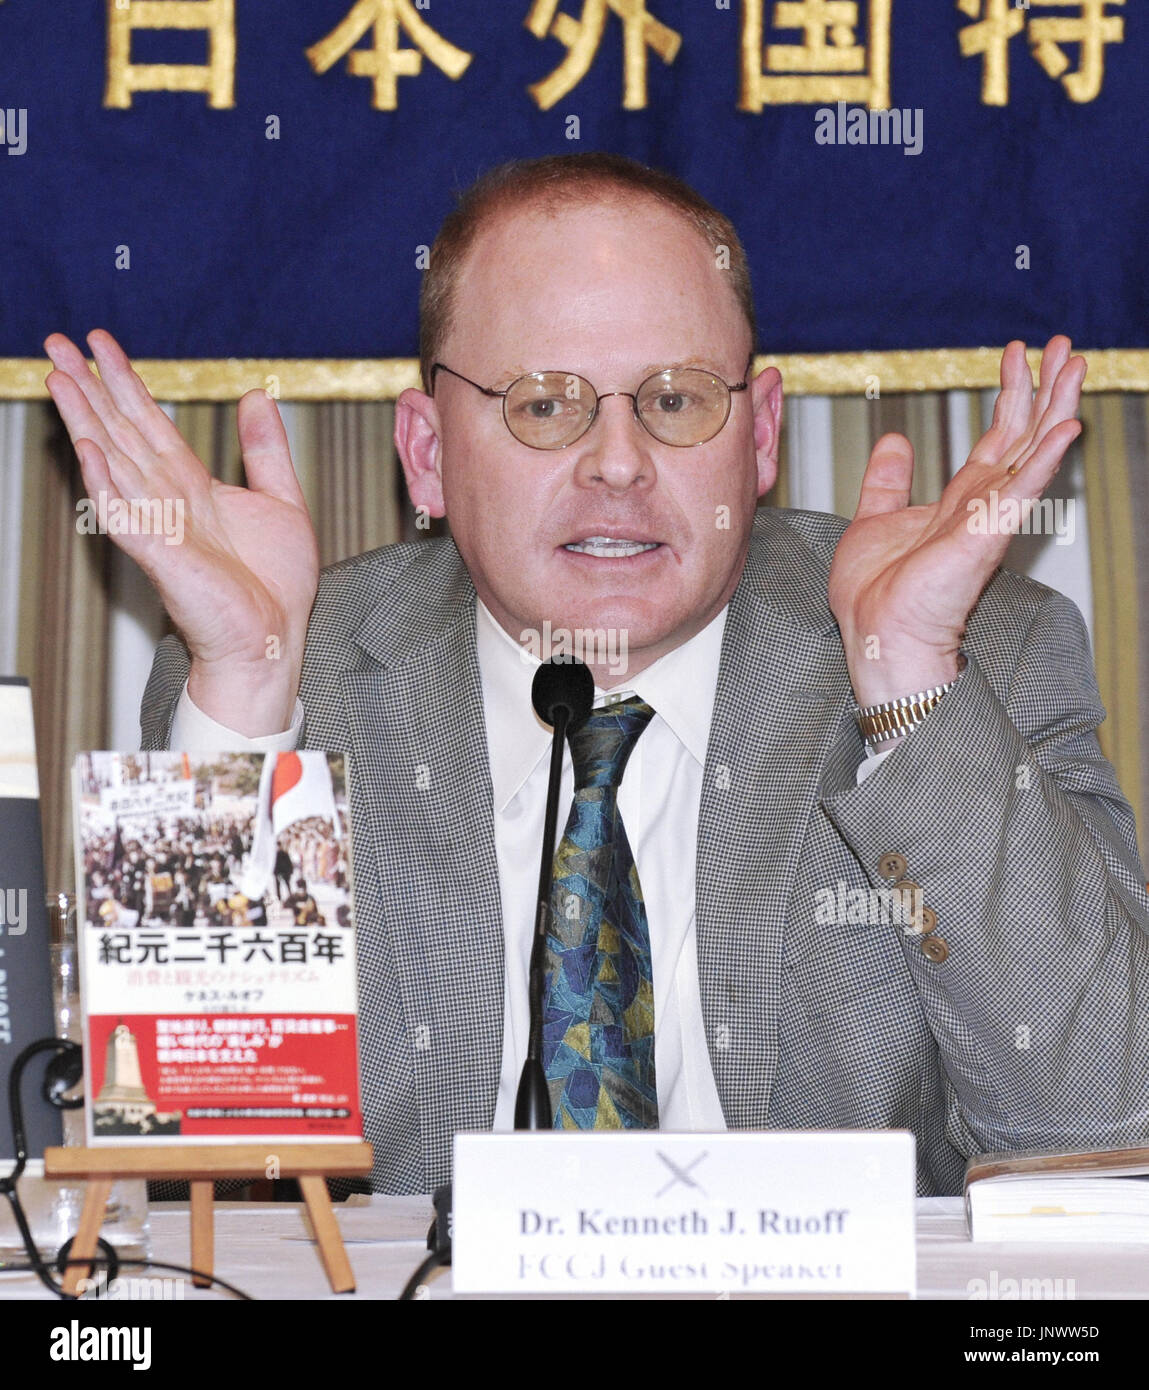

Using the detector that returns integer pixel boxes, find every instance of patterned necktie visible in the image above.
[542,696,658,1129]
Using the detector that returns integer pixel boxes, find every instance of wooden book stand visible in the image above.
[44,1141,374,1295]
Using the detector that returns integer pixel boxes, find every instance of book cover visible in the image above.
[73,750,362,1145]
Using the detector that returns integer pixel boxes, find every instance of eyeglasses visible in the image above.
[430,357,753,450]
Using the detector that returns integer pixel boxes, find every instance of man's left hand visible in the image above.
[828,335,1086,712]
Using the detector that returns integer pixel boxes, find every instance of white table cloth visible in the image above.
[1,1196,1144,1299]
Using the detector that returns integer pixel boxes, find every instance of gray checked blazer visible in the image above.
[140,506,1149,1196]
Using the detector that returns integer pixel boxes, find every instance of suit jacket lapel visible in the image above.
[698,510,858,1125]
[343,540,504,1171]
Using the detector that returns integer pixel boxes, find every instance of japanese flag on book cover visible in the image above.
[72,750,362,1146]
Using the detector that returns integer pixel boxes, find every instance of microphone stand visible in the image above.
[514,698,573,1130]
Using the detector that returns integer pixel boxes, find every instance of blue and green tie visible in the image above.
[542,696,658,1129]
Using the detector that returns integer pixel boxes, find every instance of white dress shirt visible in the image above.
[475,599,730,1130]
[168,595,899,1132]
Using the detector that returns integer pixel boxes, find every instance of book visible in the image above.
[73,749,363,1146]
[965,1144,1149,1242]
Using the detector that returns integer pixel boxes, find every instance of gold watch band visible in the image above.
[855,656,966,749]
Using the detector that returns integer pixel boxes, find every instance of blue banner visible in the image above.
[1,1,1144,360]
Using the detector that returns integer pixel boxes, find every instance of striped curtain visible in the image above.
[1078,396,1149,870]
[2,389,1144,892]
[3,405,110,900]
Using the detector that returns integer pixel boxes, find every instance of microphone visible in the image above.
[514,656,594,1129]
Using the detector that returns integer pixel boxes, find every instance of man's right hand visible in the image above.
[45,329,320,736]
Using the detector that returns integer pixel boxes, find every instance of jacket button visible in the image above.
[878,852,908,880]
[919,906,939,935]
[922,935,949,963]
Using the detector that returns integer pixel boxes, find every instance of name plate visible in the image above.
[452,1130,916,1296]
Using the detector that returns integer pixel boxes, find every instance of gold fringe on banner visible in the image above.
[5,348,1149,401]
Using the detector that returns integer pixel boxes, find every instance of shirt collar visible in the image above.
[476,596,728,813]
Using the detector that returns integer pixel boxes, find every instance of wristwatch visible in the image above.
[854,654,967,750]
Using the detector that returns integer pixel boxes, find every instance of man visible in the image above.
[45,153,1149,1195]
[274,845,295,902]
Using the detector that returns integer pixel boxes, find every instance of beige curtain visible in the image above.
[1078,396,1149,870]
[169,400,406,554]
[17,411,111,898]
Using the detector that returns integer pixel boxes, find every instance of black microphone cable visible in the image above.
[2,1037,253,1299]
[1,1037,95,1297]
[398,1182,452,1300]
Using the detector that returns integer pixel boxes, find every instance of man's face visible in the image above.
[396,198,782,684]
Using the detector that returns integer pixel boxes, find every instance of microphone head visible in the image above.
[532,655,594,728]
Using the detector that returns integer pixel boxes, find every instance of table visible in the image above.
[1,1196,1147,1299]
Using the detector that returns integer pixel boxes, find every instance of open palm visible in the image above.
[828,336,1085,705]
[46,330,319,727]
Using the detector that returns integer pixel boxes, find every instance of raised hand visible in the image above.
[45,329,320,735]
[828,335,1085,712]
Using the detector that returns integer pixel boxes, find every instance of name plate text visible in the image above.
[452,1130,916,1296]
